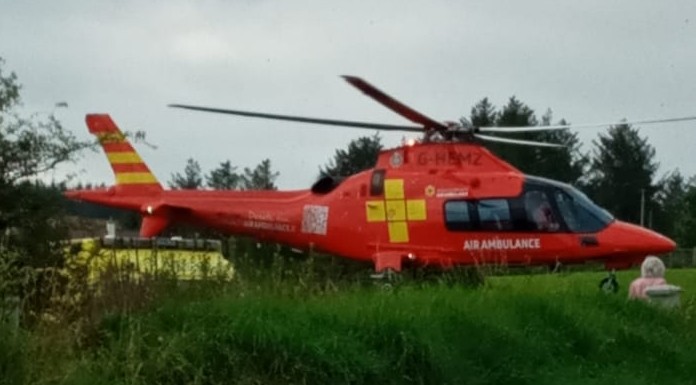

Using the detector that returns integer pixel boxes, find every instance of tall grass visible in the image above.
[57,277,696,385]
[0,324,26,385]
[3,239,696,384]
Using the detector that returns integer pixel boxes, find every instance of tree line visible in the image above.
[168,158,279,191]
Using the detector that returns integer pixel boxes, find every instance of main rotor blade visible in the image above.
[342,76,448,131]
[479,115,696,133]
[474,133,565,148]
[168,104,424,132]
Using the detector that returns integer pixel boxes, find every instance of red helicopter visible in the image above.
[65,76,693,288]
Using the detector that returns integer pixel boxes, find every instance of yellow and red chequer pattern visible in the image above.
[365,179,427,243]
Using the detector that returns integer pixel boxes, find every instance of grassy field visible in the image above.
[3,266,696,385]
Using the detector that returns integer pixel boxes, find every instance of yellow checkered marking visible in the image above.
[107,152,143,164]
[116,172,158,184]
[366,201,386,222]
[365,178,427,243]
[386,200,406,221]
[385,179,404,199]
[388,222,409,243]
[407,199,427,220]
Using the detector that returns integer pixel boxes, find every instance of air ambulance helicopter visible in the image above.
[65,76,694,290]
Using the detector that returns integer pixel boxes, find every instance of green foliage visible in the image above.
[168,157,203,189]
[0,248,30,317]
[587,124,659,224]
[170,158,279,191]
[0,58,20,116]
[241,158,279,190]
[534,115,590,186]
[497,96,539,127]
[1,182,69,268]
[652,171,688,243]
[468,97,587,184]
[205,160,240,190]
[674,180,696,248]
[0,325,27,385]
[0,58,92,186]
[0,57,91,272]
[5,243,696,385]
[319,133,383,178]
[469,97,496,127]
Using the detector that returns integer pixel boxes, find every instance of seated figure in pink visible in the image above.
[628,256,667,300]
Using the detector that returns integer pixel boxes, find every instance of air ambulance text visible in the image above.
[464,238,541,251]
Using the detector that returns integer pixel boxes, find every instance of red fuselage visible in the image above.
[67,140,676,272]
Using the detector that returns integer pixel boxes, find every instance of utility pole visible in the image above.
[640,189,645,226]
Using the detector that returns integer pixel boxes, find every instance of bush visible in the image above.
[0,325,27,385]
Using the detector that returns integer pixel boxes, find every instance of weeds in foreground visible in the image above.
[2,238,696,385]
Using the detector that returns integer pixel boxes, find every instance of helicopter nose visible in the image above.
[601,220,676,256]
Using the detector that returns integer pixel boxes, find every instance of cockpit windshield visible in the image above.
[553,186,614,233]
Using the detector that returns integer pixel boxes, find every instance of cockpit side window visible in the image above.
[523,190,561,232]
[553,190,578,230]
[552,188,613,233]
[523,177,614,233]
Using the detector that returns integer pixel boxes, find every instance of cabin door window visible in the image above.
[370,169,385,196]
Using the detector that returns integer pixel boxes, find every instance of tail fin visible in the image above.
[86,114,163,194]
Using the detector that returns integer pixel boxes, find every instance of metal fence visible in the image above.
[662,248,696,268]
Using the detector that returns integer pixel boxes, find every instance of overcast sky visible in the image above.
[1,0,695,190]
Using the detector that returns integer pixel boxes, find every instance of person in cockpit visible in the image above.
[526,191,560,231]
